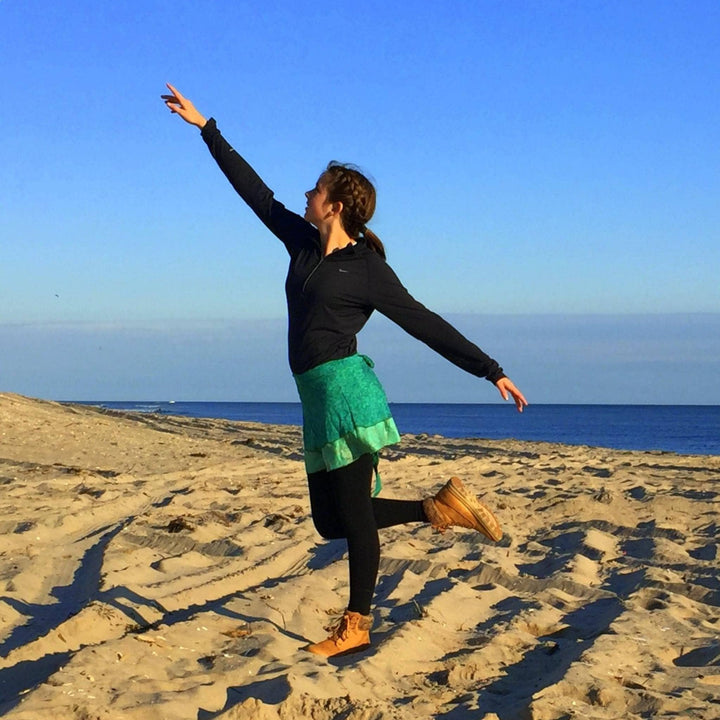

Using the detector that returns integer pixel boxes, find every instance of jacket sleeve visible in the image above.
[200,118,318,254]
[367,256,506,383]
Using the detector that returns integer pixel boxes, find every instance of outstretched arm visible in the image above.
[161,83,207,128]
[160,83,316,253]
[368,256,528,412]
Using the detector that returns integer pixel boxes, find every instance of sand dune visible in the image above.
[1,392,718,719]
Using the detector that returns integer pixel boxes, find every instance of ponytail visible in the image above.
[361,226,386,260]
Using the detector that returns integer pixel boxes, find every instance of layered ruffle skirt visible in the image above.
[293,354,400,496]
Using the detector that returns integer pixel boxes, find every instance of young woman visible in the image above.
[162,84,527,658]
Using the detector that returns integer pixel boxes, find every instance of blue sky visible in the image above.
[2,1,719,403]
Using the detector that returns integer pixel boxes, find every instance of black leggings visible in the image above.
[307,453,427,615]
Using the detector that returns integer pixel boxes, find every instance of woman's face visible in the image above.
[304,176,332,227]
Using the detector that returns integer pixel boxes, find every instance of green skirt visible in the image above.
[293,354,400,496]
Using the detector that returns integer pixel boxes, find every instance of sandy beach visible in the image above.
[0,392,718,719]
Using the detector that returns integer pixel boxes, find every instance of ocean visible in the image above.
[77,402,720,456]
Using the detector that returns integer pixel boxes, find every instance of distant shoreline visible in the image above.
[69,399,720,457]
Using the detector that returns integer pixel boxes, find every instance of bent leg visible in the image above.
[372,496,426,528]
[308,457,431,614]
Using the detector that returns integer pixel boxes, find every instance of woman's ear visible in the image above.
[329,200,344,219]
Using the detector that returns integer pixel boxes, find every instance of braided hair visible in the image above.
[322,162,386,259]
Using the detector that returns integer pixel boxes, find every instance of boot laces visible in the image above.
[332,615,351,644]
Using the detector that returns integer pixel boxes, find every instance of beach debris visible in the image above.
[594,488,614,504]
[198,654,216,669]
[13,521,35,534]
[134,634,166,647]
[263,505,303,529]
[221,625,252,639]
[167,516,194,533]
[261,598,287,628]
[264,513,288,528]
[412,599,428,619]
[205,509,240,526]
[77,484,106,499]
[91,602,116,620]
[541,640,560,655]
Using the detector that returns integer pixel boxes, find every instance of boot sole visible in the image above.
[328,641,371,658]
[445,477,503,541]
[305,640,371,658]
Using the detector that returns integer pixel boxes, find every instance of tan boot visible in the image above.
[423,476,503,542]
[305,610,372,658]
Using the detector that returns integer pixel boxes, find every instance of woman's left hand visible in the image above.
[495,377,528,413]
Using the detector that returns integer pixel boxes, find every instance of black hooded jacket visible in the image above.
[200,118,505,383]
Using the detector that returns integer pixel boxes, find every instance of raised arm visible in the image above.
[367,256,527,411]
[162,84,317,253]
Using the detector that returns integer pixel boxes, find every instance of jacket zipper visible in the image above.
[302,256,325,294]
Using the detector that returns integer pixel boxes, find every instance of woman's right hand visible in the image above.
[161,83,207,128]
[495,377,528,413]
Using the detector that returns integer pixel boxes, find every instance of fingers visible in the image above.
[496,378,528,413]
[165,83,184,102]
[513,392,527,412]
[162,83,185,112]
[161,96,181,114]
[162,96,178,114]
[161,84,192,120]
[511,387,528,412]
